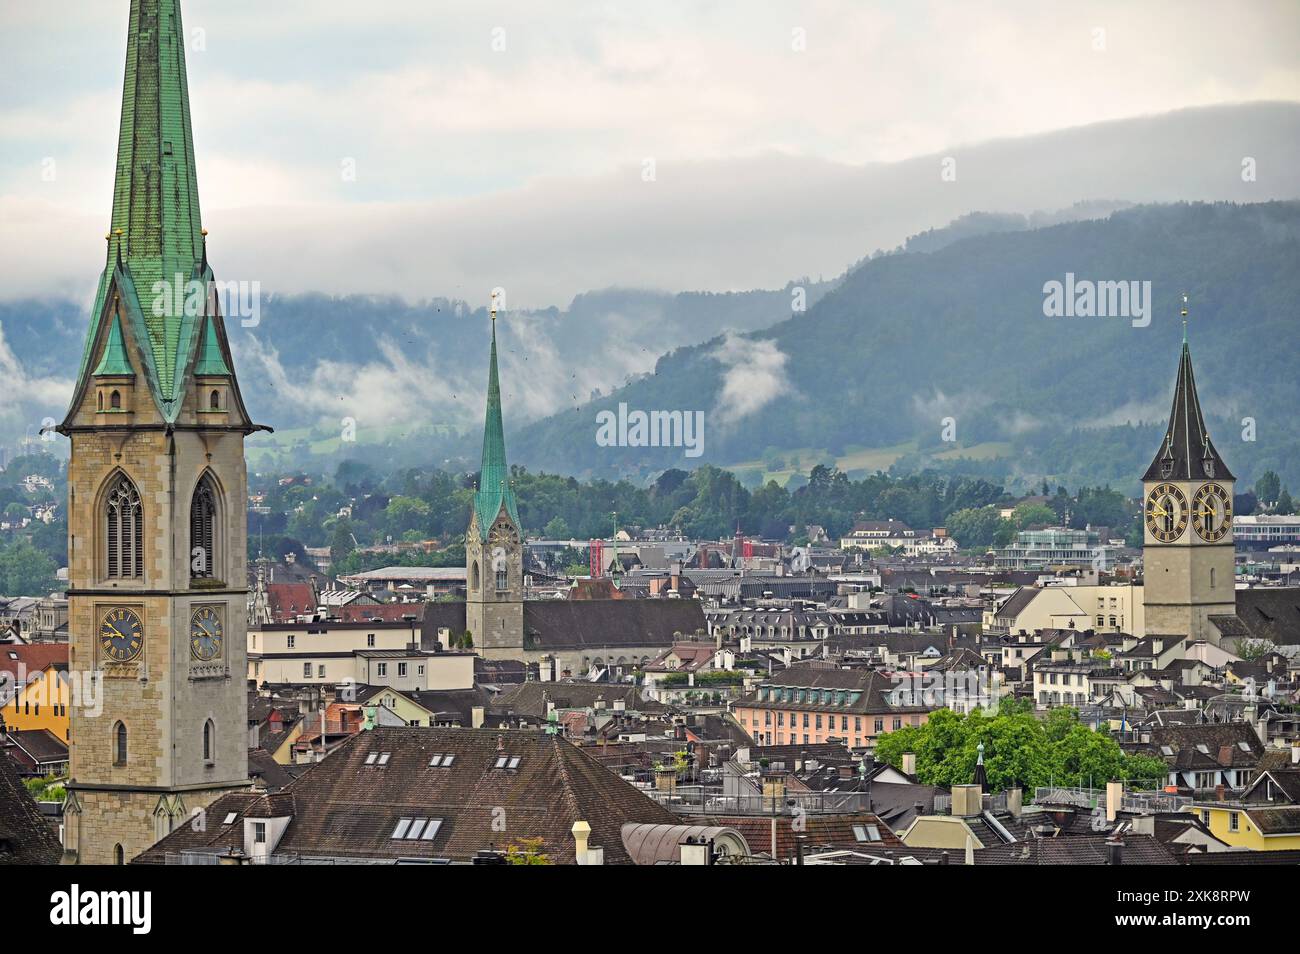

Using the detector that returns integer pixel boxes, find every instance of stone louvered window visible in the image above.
[105,474,143,578]
[190,474,218,579]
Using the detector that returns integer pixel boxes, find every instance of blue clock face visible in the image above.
[190,606,224,661]
[99,608,144,662]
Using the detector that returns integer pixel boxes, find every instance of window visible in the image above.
[110,390,121,410]
[303,663,312,679]
[203,720,214,763]
[494,755,521,769]
[113,721,128,766]
[318,665,325,677]
[496,566,508,591]
[391,817,443,841]
[286,635,295,649]
[210,389,221,410]
[367,634,376,647]
[874,719,884,734]
[377,662,388,677]
[377,752,391,765]
[1228,812,1240,832]
[105,474,143,578]
[254,823,266,844]
[470,561,480,592]
[190,474,219,579]
[114,844,125,865]
[398,662,408,677]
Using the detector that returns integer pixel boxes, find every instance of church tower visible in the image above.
[464,307,525,653]
[1141,300,1237,645]
[57,0,264,864]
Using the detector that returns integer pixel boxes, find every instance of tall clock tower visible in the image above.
[464,308,526,654]
[1141,304,1238,645]
[57,0,264,864]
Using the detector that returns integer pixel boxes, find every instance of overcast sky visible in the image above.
[2,0,1299,308]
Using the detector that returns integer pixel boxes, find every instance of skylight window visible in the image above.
[377,752,391,765]
[429,754,455,767]
[365,752,378,765]
[222,812,237,825]
[1237,741,1251,752]
[1160,745,1174,756]
[852,824,882,843]
[391,817,443,841]
[1196,744,1210,755]
[494,755,522,770]
[366,751,391,765]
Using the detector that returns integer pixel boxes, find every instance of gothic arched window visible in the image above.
[203,719,215,763]
[113,721,128,766]
[105,475,143,579]
[470,560,480,593]
[190,474,219,579]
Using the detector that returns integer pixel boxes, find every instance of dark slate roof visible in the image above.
[1241,768,1300,805]
[1141,340,1234,482]
[1234,589,1300,646]
[492,682,666,718]
[406,686,497,724]
[247,748,295,792]
[421,598,706,652]
[697,812,900,861]
[1128,722,1263,770]
[1184,848,1300,865]
[524,600,706,651]
[136,727,678,865]
[975,834,1179,865]
[4,729,68,764]
[740,667,933,716]
[0,750,61,865]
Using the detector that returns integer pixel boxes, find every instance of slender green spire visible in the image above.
[473,312,521,538]
[92,312,135,377]
[73,0,206,412]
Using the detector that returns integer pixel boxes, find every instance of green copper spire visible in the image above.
[473,312,521,539]
[192,315,231,376]
[72,0,207,416]
[92,312,135,377]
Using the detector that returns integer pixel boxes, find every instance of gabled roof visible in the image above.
[1142,339,1233,482]
[135,727,679,864]
[0,749,61,865]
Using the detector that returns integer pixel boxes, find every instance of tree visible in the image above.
[543,516,571,539]
[875,704,1164,792]
[1011,502,1056,530]
[0,541,58,596]
[504,837,552,865]
[1277,488,1294,515]
[1255,471,1281,509]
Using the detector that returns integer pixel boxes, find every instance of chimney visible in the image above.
[1106,835,1123,866]
[1006,787,1022,818]
[571,820,593,864]
[1105,780,1123,822]
[1291,741,1300,766]
[901,752,916,776]
[951,784,982,817]
[471,706,485,729]
[1256,717,1269,745]
[1215,783,1226,801]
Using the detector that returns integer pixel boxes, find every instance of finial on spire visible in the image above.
[1181,291,1189,344]
[114,228,124,268]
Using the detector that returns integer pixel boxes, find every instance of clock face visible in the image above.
[1192,482,1233,542]
[99,608,144,662]
[190,606,224,661]
[1145,483,1189,543]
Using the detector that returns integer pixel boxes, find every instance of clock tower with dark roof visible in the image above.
[1141,300,1238,645]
